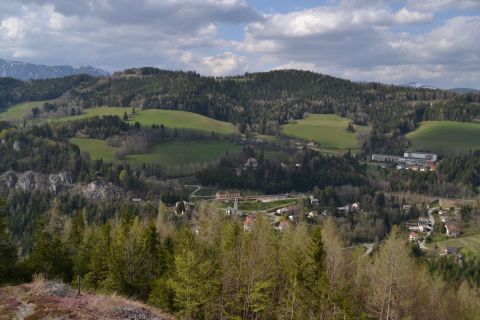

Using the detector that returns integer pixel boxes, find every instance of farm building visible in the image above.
[409,232,418,242]
[225,199,243,216]
[445,247,459,255]
[244,157,259,168]
[216,190,241,200]
[403,152,438,162]
[371,154,401,162]
[243,214,256,232]
[445,223,462,237]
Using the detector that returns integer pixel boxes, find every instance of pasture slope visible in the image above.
[407,121,480,154]
[55,106,238,135]
[0,101,46,122]
[124,140,241,166]
[431,233,480,256]
[70,137,117,162]
[281,114,369,151]
[71,137,240,168]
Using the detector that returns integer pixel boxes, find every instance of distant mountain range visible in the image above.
[0,58,109,80]
[400,82,480,93]
[400,82,439,90]
[449,87,480,94]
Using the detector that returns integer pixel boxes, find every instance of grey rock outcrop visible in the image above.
[0,170,73,194]
[0,171,123,201]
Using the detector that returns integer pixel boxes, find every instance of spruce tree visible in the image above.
[0,213,17,284]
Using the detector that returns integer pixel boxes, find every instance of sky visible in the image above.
[0,0,479,88]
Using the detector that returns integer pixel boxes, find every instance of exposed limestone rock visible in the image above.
[73,180,123,201]
[0,170,123,201]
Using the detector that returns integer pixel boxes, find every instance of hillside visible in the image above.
[407,121,480,154]
[0,278,174,320]
[1,69,479,137]
[54,106,238,135]
[0,58,108,80]
[281,114,370,152]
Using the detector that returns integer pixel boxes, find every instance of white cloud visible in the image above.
[0,0,260,71]
[237,2,480,88]
[407,0,480,12]
[0,17,27,40]
[199,52,246,75]
[0,0,479,87]
[273,61,317,71]
[394,8,433,24]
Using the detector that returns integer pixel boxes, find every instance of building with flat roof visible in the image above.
[403,152,438,162]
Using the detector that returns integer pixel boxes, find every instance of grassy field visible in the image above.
[70,137,117,162]
[54,106,238,135]
[430,233,480,255]
[281,114,369,150]
[0,101,47,122]
[124,140,241,166]
[70,137,240,168]
[407,121,480,154]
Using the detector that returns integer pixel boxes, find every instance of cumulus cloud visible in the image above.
[0,0,479,86]
[406,0,480,12]
[0,17,27,40]
[0,0,260,71]
[200,52,246,75]
[273,61,317,71]
[238,2,480,88]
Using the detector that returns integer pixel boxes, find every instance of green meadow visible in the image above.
[0,101,47,122]
[70,137,117,162]
[55,106,238,135]
[124,140,241,166]
[407,121,480,154]
[430,233,480,256]
[281,114,369,150]
[70,137,240,168]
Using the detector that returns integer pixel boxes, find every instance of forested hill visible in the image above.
[1,68,479,137]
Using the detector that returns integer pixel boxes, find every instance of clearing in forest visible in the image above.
[70,137,240,168]
[407,121,480,154]
[55,106,238,135]
[281,114,369,151]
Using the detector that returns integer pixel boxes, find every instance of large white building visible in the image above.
[403,152,438,162]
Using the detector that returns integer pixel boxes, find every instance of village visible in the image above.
[121,149,474,261]
[370,151,438,171]
[168,184,469,257]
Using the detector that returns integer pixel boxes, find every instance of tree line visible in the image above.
[1,199,479,320]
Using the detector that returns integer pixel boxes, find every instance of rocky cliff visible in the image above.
[0,171,123,201]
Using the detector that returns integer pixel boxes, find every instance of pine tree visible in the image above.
[322,218,350,318]
[277,223,311,320]
[28,219,72,281]
[169,249,219,319]
[68,213,87,278]
[83,224,111,290]
[367,226,419,320]
[0,213,17,284]
[304,225,328,319]
[107,217,151,296]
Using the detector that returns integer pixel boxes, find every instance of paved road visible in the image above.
[419,209,436,249]
[184,185,203,199]
[362,243,375,256]
[343,242,376,257]
[428,208,436,227]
